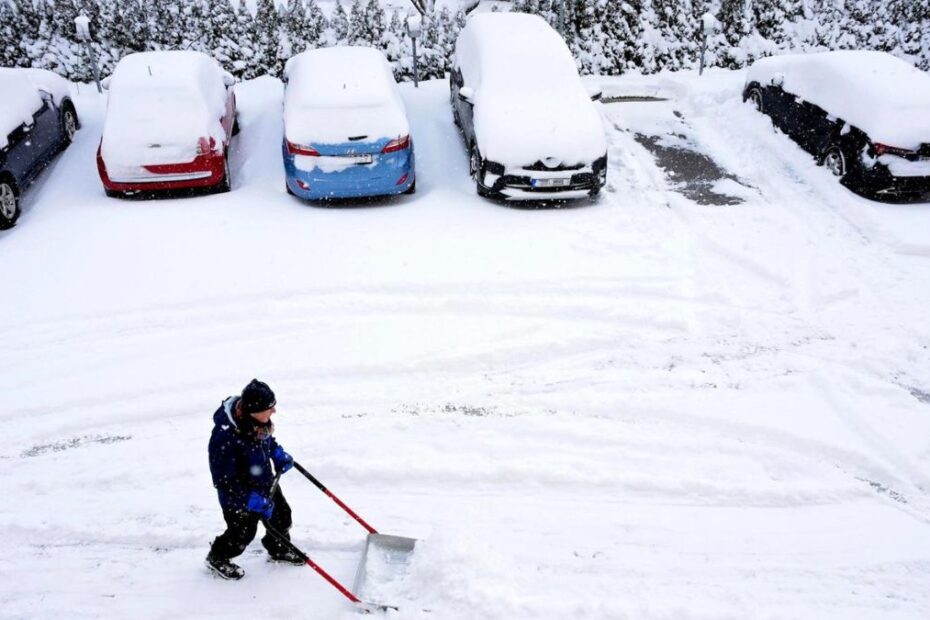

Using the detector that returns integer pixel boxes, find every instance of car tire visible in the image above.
[61,105,78,146]
[404,179,416,195]
[0,180,20,229]
[232,116,240,136]
[104,189,122,198]
[822,145,847,180]
[747,88,764,113]
[285,181,295,196]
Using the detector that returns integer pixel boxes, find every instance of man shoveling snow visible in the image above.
[205,379,303,580]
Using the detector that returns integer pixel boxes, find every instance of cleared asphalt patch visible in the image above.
[634,133,750,206]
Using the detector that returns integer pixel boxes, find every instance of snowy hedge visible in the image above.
[0,0,928,83]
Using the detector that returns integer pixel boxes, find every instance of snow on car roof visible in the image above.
[746,51,930,149]
[283,46,408,145]
[454,13,607,168]
[0,68,45,150]
[102,51,229,167]
[455,12,580,92]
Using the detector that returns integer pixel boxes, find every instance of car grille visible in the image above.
[521,160,585,172]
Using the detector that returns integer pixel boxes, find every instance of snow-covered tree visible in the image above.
[330,0,350,42]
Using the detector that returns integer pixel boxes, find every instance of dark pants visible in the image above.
[209,486,293,560]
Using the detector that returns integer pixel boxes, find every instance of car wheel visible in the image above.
[468,144,482,180]
[404,179,416,195]
[0,181,20,229]
[232,116,240,136]
[62,107,78,145]
[104,189,122,198]
[285,181,295,196]
[747,89,763,113]
[823,146,846,180]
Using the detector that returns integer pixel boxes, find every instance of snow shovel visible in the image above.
[263,463,416,613]
[291,461,417,609]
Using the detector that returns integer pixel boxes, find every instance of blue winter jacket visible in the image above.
[208,396,282,512]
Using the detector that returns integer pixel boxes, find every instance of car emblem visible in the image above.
[543,156,561,168]
[147,144,162,148]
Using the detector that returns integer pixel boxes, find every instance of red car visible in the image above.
[97,51,238,197]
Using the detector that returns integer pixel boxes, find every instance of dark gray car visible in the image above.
[1,69,79,229]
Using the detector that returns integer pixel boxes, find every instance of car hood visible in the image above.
[473,89,607,168]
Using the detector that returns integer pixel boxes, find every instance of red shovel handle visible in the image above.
[293,461,378,534]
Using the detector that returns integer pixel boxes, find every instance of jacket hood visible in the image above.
[213,396,239,429]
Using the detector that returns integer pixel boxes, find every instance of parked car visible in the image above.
[450,12,607,200]
[97,51,238,197]
[282,46,415,200]
[744,51,930,198]
[0,68,79,228]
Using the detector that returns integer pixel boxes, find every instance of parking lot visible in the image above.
[3,70,930,618]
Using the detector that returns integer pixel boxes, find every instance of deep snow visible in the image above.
[2,69,930,619]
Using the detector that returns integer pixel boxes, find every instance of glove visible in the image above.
[272,445,294,474]
[246,491,275,520]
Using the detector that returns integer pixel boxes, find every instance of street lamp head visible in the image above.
[406,13,422,39]
[701,12,718,36]
[74,14,91,41]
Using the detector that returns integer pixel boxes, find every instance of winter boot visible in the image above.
[206,553,245,580]
[268,547,305,566]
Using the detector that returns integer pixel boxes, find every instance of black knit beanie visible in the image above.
[240,379,276,415]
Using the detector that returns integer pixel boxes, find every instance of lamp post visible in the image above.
[406,13,422,88]
[699,12,718,77]
[75,14,102,93]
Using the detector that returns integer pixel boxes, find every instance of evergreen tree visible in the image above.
[0,0,23,67]
[653,0,698,70]
[305,0,327,45]
[209,0,243,71]
[254,0,283,76]
[362,0,386,46]
[284,0,308,55]
[330,0,350,42]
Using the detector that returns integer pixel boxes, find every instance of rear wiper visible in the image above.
[348,135,368,141]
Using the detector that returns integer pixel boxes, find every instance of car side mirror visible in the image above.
[101,76,110,90]
[458,86,475,104]
[587,87,603,102]
[222,71,236,87]
[281,74,289,85]
[38,89,53,103]
[770,73,784,88]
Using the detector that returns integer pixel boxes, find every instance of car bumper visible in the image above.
[283,148,415,200]
[479,155,607,201]
[858,163,930,197]
[97,148,226,194]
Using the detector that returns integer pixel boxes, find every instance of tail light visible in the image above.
[382,135,410,153]
[395,172,409,186]
[286,139,320,156]
[873,143,915,158]
[197,136,217,156]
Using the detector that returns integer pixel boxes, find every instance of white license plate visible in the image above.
[532,177,571,188]
[343,154,373,164]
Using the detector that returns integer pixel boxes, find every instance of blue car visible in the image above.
[282,47,415,200]
[1,68,79,228]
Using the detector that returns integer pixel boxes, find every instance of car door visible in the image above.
[765,85,800,135]
[796,101,839,155]
[3,122,40,188]
[30,91,64,163]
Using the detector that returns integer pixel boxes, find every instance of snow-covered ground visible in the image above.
[2,68,930,619]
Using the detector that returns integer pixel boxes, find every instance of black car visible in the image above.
[743,51,930,199]
[450,13,607,201]
[1,68,79,228]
